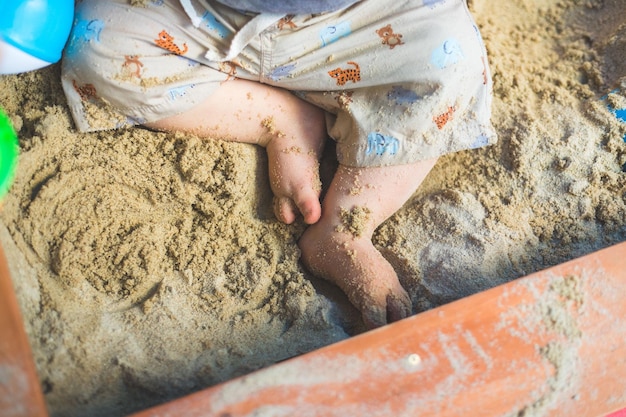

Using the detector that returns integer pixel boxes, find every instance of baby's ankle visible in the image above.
[299,223,354,276]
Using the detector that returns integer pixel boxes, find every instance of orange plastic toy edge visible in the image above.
[0,245,48,417]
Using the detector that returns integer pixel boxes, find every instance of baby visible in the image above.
[61,0,496,328]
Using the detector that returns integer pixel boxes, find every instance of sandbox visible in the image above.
[1,0,626,415]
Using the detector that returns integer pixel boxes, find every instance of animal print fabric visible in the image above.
[61,0,496,167]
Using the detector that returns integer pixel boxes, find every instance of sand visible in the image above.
[1,0,625,415]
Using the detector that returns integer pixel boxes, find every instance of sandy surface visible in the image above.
[1,0,625,416]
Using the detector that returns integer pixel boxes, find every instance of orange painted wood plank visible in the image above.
[130,242,626,417]
[0,245,48,417]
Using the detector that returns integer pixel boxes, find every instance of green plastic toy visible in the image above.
[0,108,18,199]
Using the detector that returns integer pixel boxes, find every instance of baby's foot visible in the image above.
[263,112,326,225]
[299,224,412,328]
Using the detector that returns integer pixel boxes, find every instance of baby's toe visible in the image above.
[362,287,411,329]
[273,196,298,224]
[273,187,321,225]
[386,289,412,323]
[293,189,321,224]
[362,305,388,329]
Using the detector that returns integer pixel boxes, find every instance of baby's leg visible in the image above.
[146,79,327,224]
[299,158,438,328]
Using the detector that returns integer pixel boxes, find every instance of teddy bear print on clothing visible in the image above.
[122,55,144,78]
[72,80,98,101]
[375,24,404,49]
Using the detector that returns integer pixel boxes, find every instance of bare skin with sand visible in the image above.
[147,79,326,225]
[147,78,437,327]
[299,161,436,327]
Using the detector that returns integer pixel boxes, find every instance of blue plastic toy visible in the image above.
[0,1,74,195]
[611,107,626,141]
[0,0,74,74]
[604,89,626,142]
